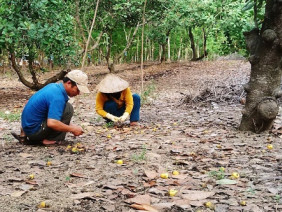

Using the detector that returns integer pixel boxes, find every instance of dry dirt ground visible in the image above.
[0,60,281,212]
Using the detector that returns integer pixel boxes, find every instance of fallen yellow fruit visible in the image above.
[107,134,112,138]
[160,173,169,179]
[231,172,240,179]
[71,147,78,153]
[240,200,247,206]
[38,201,46,208]
[116,160,123,165]
[267,144,273,150]
[46,161,52,166]
[28,174,34,180]
[172,170,179,175]
[205,201,215,209]
[168,189,178,197]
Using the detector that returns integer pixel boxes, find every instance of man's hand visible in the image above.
[47,119,84,136]
[71,125,84,136]
[106,113,119,122]
[119,112,129,122]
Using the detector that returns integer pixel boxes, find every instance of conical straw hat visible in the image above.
[97,74,129,93]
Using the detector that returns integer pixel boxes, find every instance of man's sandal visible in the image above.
[11,132,27,144]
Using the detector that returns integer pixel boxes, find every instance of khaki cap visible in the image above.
[66,70,90,93]
[97,74,129,93]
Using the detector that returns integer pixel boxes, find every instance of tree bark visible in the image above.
[10,52,68,91]
[188,27,197,60]
[161,43,166,63]
[167,36,171,62]
[239,0,282,133]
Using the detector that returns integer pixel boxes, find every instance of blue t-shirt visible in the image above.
[22,83,69,135]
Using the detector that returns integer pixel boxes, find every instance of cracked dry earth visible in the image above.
[0,60,281,212]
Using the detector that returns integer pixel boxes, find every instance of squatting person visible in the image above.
[95,74,140,126]
[12,70,90,145]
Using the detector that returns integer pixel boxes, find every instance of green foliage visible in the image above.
[141,82,156,105]
[274,195,281,203]
[209,168,225,180]
[0,111,21,122]
[0,0,262,70]
[0,0,77,65]
[131,144,147,162]
[104,121,114,128]
[3,133,14,142]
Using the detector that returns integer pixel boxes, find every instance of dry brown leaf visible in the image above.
[126,194,151,205]
[190,199,207,207]
[25,180,39,185]
[173,199,191,208]
[130,204,159,212]
[66,181,95,188]
[19,153,33,158]
[70,173,87,178]
[10,190,27,197]
[8,177,23,182]
[171,174,187,179]
[70,192,100,200]
[143,180,157,188]
[182,190,215,201]
[152,202,175,210]
[144,170,157,179]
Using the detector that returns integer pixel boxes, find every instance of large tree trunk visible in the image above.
[239,0,282,133]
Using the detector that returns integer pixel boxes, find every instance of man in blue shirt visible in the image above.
[12,70,90,145]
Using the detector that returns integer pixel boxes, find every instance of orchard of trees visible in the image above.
[0,0,282,133]
[0,0,260,87]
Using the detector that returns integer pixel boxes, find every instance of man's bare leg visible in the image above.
[42,139,56,145]
[20,128,25,137]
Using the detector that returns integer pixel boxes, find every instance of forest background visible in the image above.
[0,0,262,78]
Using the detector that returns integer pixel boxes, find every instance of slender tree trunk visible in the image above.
[159,45,162,62]
[178,37,182,60]
[81,0,100,70]
[141,0,147,91]
[239,0,282,132]
[188,27,197,60]
[167,36,171,62]
[203,27,207,57]
[114,23,140,64]
[136,37,139,63]
[106,34,114,72]
[151,42,155,61]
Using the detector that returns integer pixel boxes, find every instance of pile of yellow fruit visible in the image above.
[66,143,85,154]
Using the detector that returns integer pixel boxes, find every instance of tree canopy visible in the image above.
[0,0,263,88]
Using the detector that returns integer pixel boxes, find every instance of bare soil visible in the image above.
[0,60,281,212]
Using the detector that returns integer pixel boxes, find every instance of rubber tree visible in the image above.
[0,0,76,90]
[239,0,282,132]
